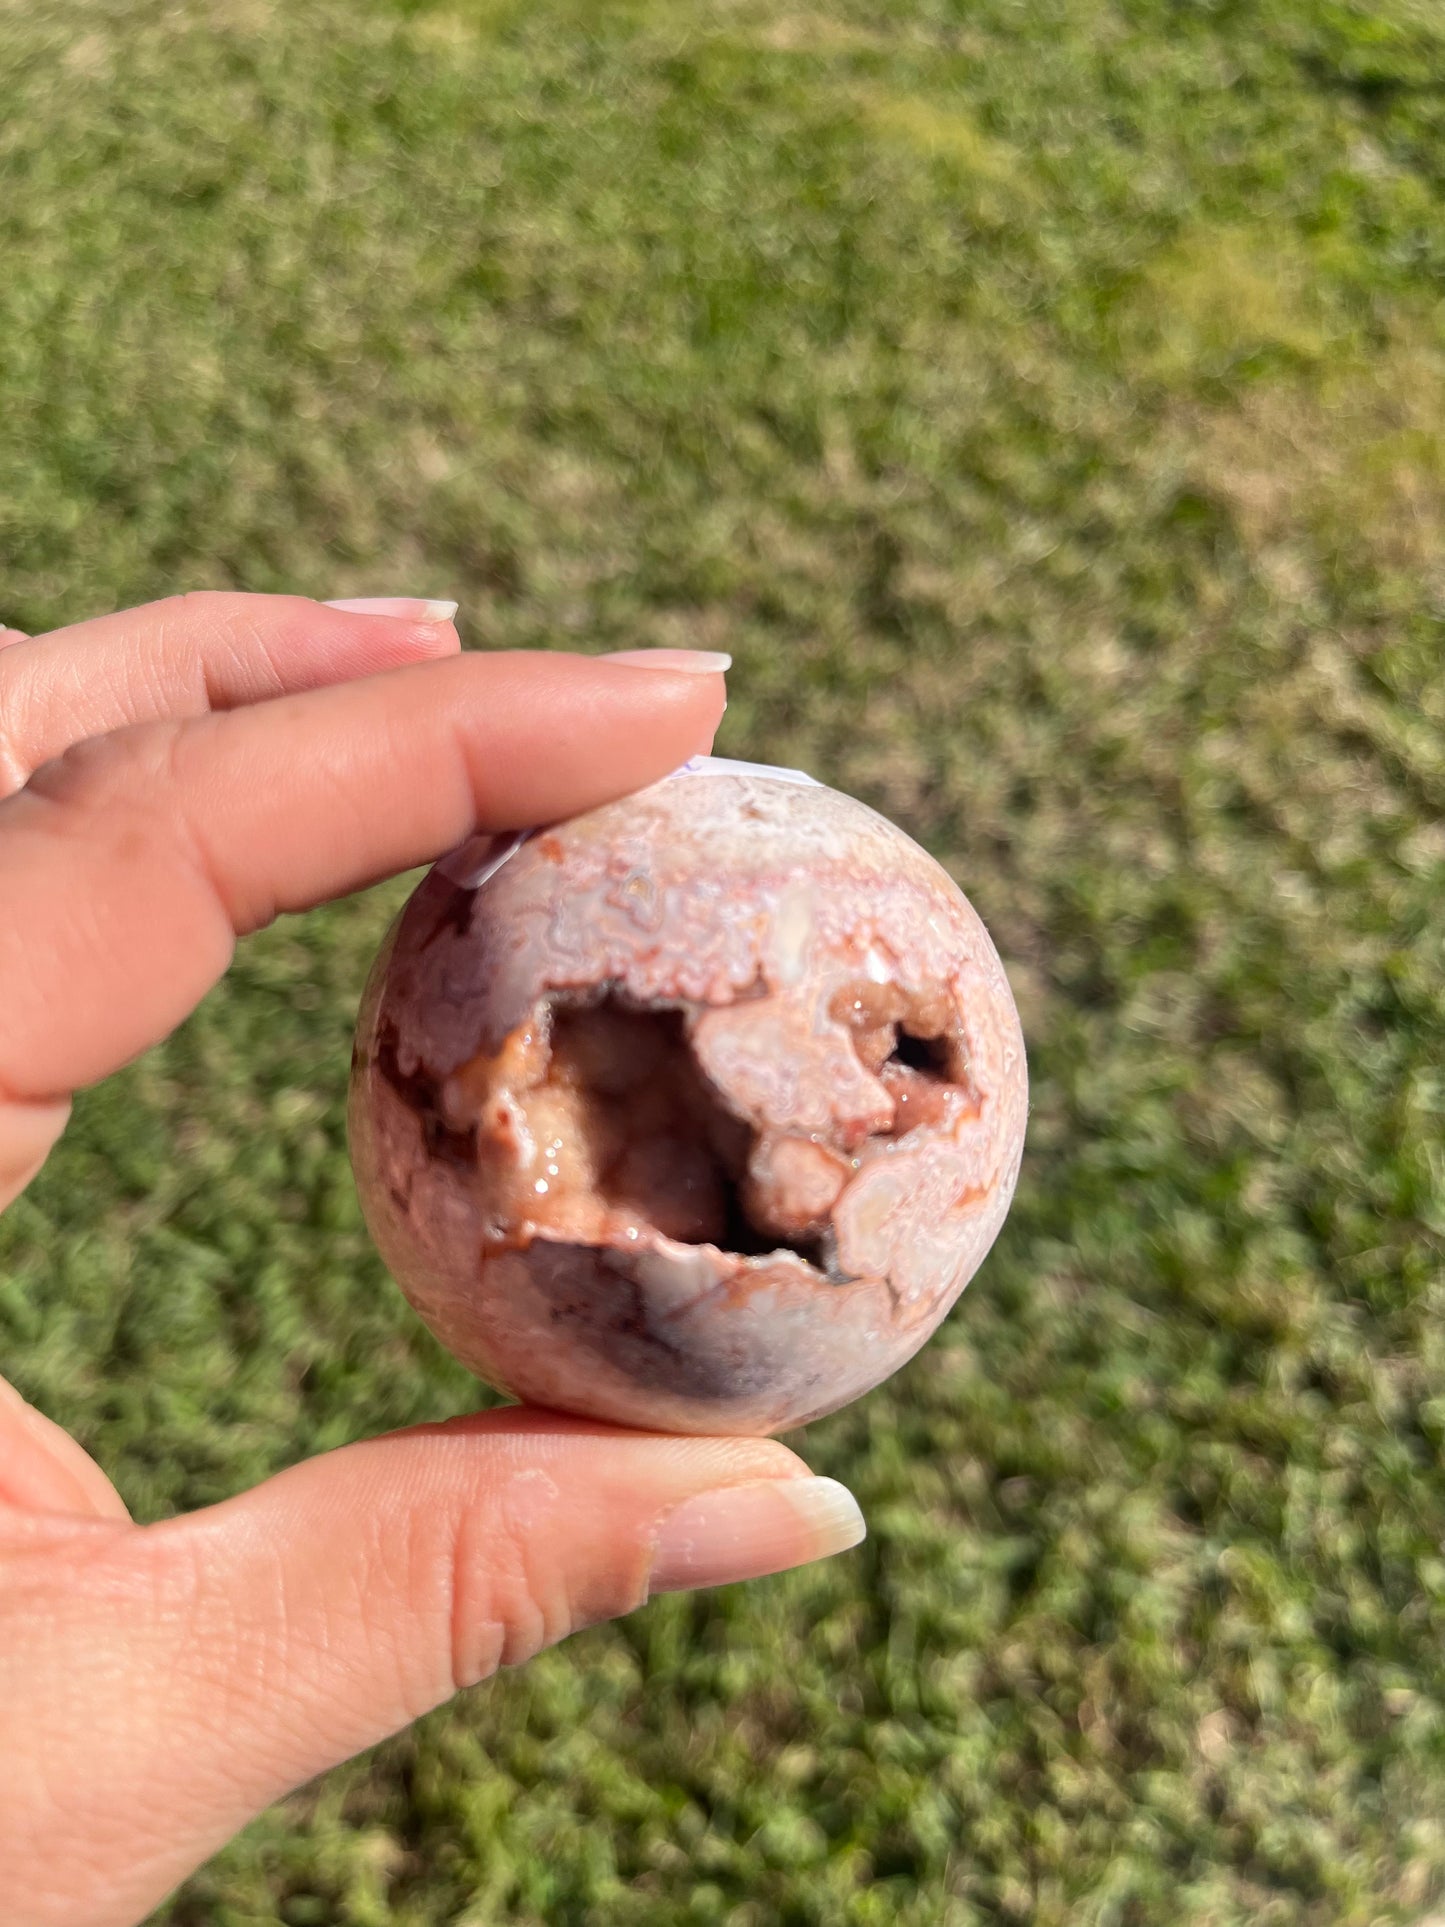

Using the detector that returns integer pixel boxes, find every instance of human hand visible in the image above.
[0,595,866,1927]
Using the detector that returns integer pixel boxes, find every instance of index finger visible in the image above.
[0,650,724,1109]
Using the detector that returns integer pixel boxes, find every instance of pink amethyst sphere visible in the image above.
[348,762,1028,1436]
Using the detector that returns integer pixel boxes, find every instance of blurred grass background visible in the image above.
[4,0,1445,1919]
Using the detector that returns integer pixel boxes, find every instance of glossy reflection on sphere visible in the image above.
[348,765,1028,1436]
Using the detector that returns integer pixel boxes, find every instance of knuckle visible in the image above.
[20,712,247,941]
[138,590,227,657]
[450,1502,553,1684]
[412,1508,542,1699]
[151,592,251,683]
[169,589,232,626]
[24,719,176,811]
[394,1474,590,1701]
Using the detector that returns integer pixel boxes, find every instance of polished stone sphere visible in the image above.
[349,761,1027,1436]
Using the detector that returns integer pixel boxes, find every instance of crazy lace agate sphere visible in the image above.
[348,763,1028,1436]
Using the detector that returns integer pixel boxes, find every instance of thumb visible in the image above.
[1,1411,864,1927]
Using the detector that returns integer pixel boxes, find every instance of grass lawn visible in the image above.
[4,0,1445,1919]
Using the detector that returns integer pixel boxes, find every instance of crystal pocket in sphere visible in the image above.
[348,767,1028,1436]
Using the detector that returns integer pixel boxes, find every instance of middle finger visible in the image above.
[0,592,459,794]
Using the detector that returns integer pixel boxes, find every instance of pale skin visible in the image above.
[0,595,865,1927]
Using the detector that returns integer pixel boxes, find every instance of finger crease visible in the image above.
[160,732,259,934]
[0,673,31,796]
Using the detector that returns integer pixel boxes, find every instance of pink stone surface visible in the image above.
[348,767,1028,1435]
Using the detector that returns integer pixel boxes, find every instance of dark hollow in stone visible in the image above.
[531,997,829,1269]
[889,1029,951,1077]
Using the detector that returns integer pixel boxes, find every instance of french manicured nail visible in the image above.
[648,1476,865,1595]
[601,648,732,675]
[324,597,459,622]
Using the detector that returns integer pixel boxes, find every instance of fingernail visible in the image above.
[601,648,732,675]
[648,1476,865,1595]
[324,597,459,622]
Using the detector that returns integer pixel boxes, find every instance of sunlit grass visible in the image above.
[3,0,1445,1919]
